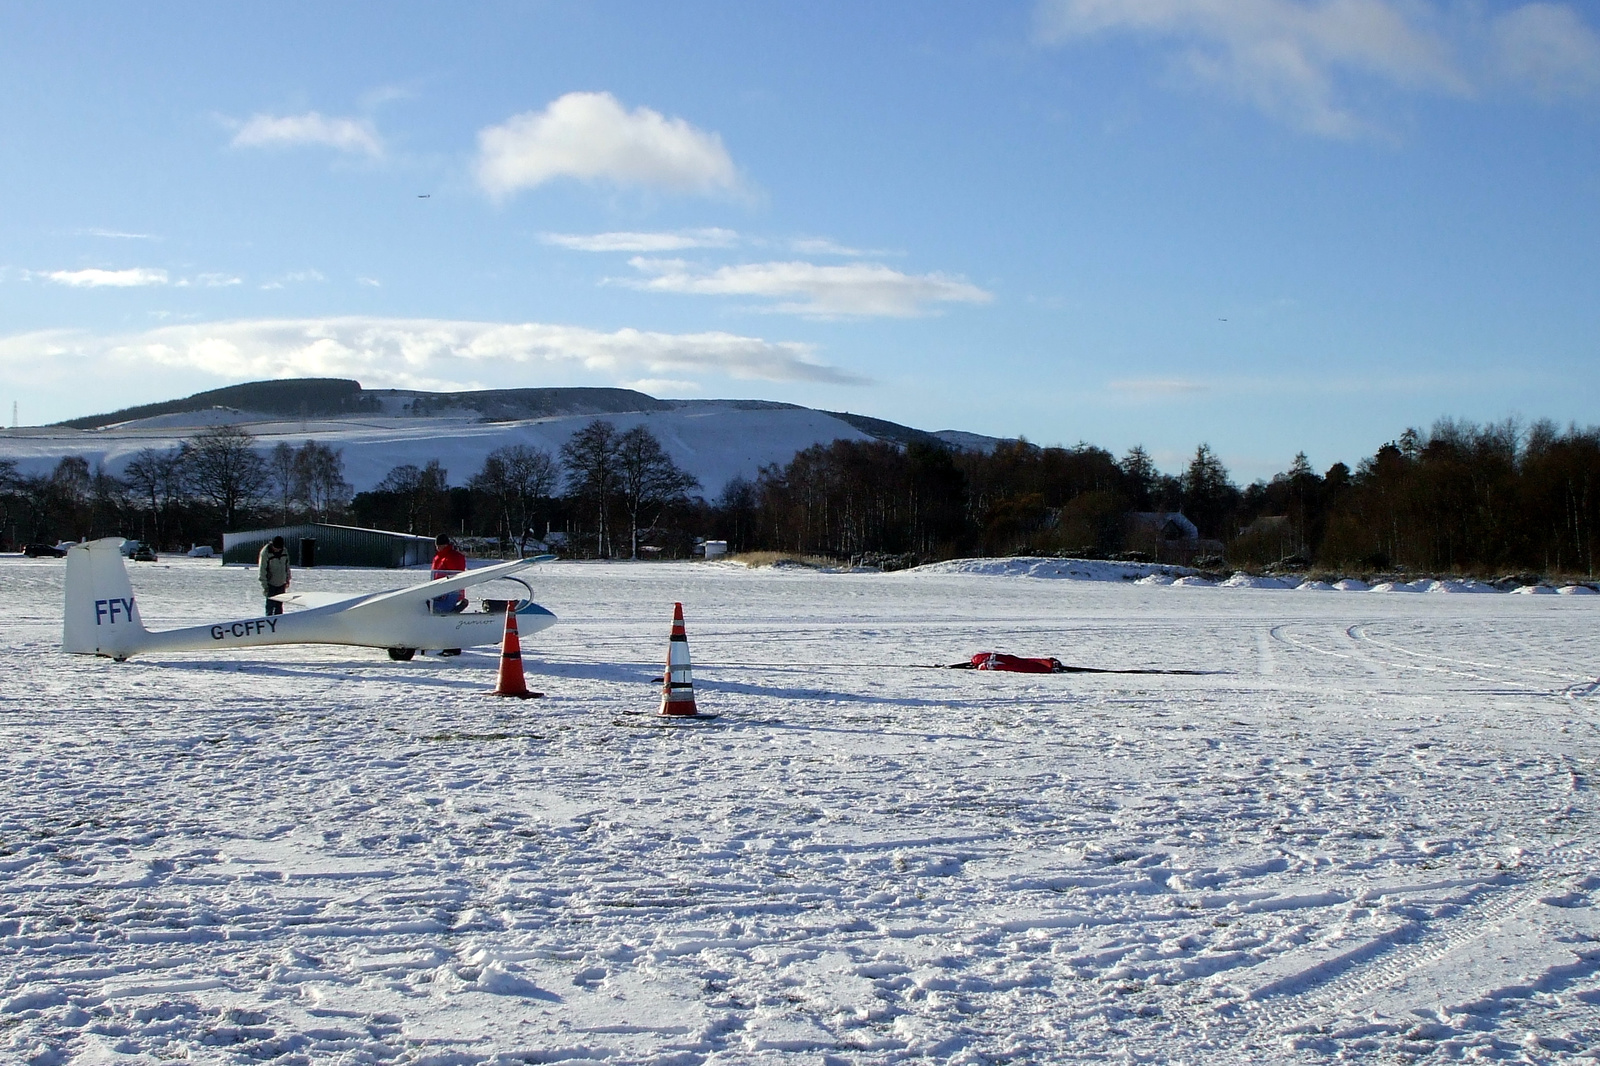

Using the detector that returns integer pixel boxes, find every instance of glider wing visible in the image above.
[272,591,370,610]
[340,555,555,621]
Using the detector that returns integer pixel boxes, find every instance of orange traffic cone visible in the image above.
[659,602,700,716]
[490,607,542,699]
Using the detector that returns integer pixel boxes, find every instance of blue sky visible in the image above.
[3,1,1598,481]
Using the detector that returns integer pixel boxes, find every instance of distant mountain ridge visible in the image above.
[57,379,675,429]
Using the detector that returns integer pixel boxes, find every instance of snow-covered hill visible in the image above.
[0,385,996,496]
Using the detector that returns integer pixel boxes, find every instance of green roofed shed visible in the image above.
[222,524,436,568]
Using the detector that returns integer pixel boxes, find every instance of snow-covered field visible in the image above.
[3,555,1600,1064]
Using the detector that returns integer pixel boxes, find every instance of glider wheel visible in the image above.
[387,647,416,661]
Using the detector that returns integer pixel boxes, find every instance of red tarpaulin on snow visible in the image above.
[970,652,1066,673]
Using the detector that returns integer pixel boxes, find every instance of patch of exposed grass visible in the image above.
[726,551,840,569]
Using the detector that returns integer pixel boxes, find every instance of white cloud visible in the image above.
[1107,378,1209,398]
[260,269,326,291]
[46,267,169,288]
[77,228,155,240]
[230,112,383,157]
[542,228,741,252]
[185,273,242,288]
[787,237,881,257]
[360,84,415,109]
[0,318,864,397]
[1492,3,1600,98]
[476,92,740,198]
[624,377,703,394]
[542,230,898,259]
[624,258,993,317]
[1036,0,1470,136]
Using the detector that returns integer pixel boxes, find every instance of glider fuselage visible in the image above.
[63,538,556,659]
[120,597,555,654]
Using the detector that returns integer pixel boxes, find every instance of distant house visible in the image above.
[1239,515,1290,537]
[1125,512,1216,563]
[1126,512,1200,545]
[222,523,436,568]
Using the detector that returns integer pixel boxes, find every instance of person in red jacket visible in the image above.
[430,534,468,615]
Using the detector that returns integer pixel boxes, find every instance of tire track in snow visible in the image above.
[1269,623,1390,680]
[1278,617,1599,718]
[1348,623,1578,689]
[1247,877,1546,1037]
[1240,831,1600,1043]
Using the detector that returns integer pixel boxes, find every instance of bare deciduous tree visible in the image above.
[266,442,298,523]
[183,425,267,531]
[473,444,559,554]
[561,420,622,557]
[125,447,190,548]
[615,425,698,559]
[294,441,350,522]
[376,460,449,534]
[0,459,17,546]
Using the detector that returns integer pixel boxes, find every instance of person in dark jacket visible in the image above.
[258,536,291,615]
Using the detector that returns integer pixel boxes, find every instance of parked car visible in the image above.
[131,543,158,562]
[23,543,67,558]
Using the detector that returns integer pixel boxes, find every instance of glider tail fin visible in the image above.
[63,538,149,657]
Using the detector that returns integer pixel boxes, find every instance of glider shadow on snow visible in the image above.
[683,676,1094,714]
[946,663,1221,676]
[139,656,499,692]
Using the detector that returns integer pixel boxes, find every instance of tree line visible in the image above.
[349,420,699,559]
[3,416,1597,577]
[0,420,701,561]
[697,418,1600,577]
[0,426,357,553]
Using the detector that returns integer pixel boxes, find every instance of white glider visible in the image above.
[62,537,557,661]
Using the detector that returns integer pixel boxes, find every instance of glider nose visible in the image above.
[514,601,557,632]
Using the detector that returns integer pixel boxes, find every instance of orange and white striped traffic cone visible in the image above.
[659,602,700,716]
[490,608,542,699]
